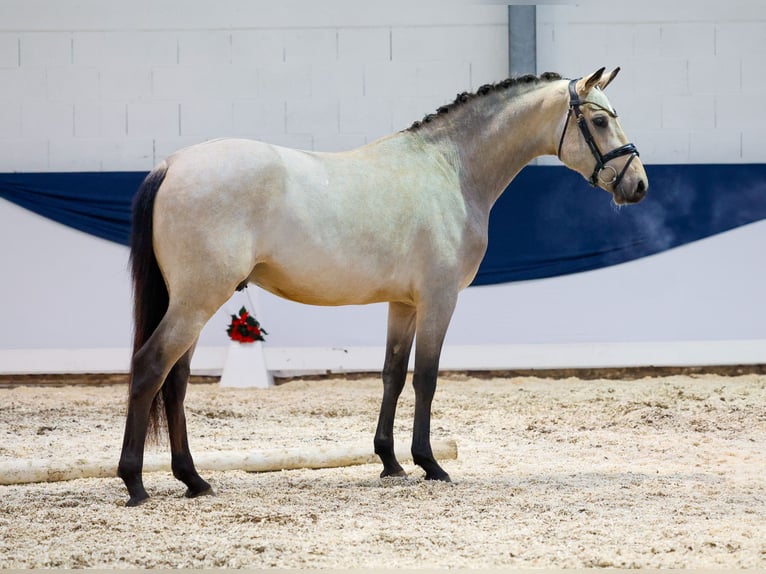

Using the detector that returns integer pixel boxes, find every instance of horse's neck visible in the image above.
[420,81,567,209]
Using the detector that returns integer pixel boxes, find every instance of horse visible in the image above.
[118,67,648,506]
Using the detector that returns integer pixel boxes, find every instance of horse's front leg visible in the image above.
[410,294,457,482]
[374,302,416,478]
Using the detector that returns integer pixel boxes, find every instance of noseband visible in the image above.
[557,79,639,189]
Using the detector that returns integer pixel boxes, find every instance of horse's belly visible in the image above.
[251,261,406,307]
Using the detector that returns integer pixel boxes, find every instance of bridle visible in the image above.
[557,79,639,189]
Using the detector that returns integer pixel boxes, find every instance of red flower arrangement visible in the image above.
[226,307,267,343]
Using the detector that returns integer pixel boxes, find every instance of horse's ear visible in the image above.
[576,67,606,97]
[598,67,621,91]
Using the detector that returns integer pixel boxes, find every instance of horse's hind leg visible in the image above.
[374,302,416,478]
[118,305,215,506]
[163,344,213,499]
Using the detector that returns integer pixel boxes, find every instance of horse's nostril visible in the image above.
[636,179,647,197]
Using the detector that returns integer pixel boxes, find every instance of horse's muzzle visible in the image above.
[616,176,648,205]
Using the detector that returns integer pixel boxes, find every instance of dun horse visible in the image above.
[119,67,648,506]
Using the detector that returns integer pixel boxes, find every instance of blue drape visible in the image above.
[1,164,765,285]
[0,171,146,246]
[478,163,766,284]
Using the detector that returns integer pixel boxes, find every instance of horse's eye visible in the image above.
[592,115,608,128]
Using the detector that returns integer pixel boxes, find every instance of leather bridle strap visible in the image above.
[557,79,639,189]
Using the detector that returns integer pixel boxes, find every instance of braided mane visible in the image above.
[406,72,563,132]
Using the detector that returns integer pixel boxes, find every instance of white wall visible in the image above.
[1,0,764,373]
[536,0,766,165]
[0,0,508,171]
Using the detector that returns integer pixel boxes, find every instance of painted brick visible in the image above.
[177,31,232,66]
[413,61,471,99]
[232,99,285,138]
[286,98,338,135]
[339,97,392,138]
[0,35,19,67]
[689,57,742,95]
[742,130,766,163]
[73,31,177,67]
[180,99,232,137]
[392,96,444,131]
[257,64,311,99]
[232,30,284,65]
[365,61,470,99]
[660,23,715,58]
[49,138,154,171]
[662,95,715,130]
[537,24,633,79]
[101,138,155,170]
[536,156,560,167]
[46,67,100,102]
[0,68,45,100]
[74,102,126,138]
[47,138,102,171]
[153,136,210,164]
[716,94,764,130]
[283,29,337,64]
[392,25,507,65]
[716,22,766,58]
[338,28,390,63]
[0,139,48,172]
[535,28,585,78]
[313,133,366,152]
[629,129,689,164]
[0,0,508,31]
[19,33,71,67]
[741,58,766,95]
[470,58,508,91]
[100,67,152,101]
[537,1,756,25]
[689,129,742,163]
[392,26,463,62]
[311,62,364,98]
[0,102,22,137]
[153,65,257,99]
[21,101,73,138]
[625,57,689,96]
[609,92,661,131]
[127,101,179,137]
[363,62,403,98]
[632,24,662,58]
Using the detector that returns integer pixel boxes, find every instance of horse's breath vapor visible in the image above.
[118,69,648,506]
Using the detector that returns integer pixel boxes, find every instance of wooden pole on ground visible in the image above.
[0,439,458,485]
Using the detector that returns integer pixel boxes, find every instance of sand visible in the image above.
[1,372,765,568]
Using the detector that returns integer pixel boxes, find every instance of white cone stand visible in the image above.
[220,287,274,388]
[220,340,274,388]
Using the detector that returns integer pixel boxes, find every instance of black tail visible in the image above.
[129,162,169,440]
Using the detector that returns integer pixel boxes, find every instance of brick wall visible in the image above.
[536,0,766,165]
[0,0,508,172]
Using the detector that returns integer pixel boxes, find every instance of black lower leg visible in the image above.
[374,304,415,478]
[164,354,213,498]
[411,363,451,482]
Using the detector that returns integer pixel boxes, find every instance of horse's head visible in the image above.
[557,67,648,205]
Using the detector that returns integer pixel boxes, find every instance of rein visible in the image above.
[557,79,639,189]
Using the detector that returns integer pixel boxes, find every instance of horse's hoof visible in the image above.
[380,468,408,479]
[184,486,215,499]
[126,494,149,507]
[425,471,452,483]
